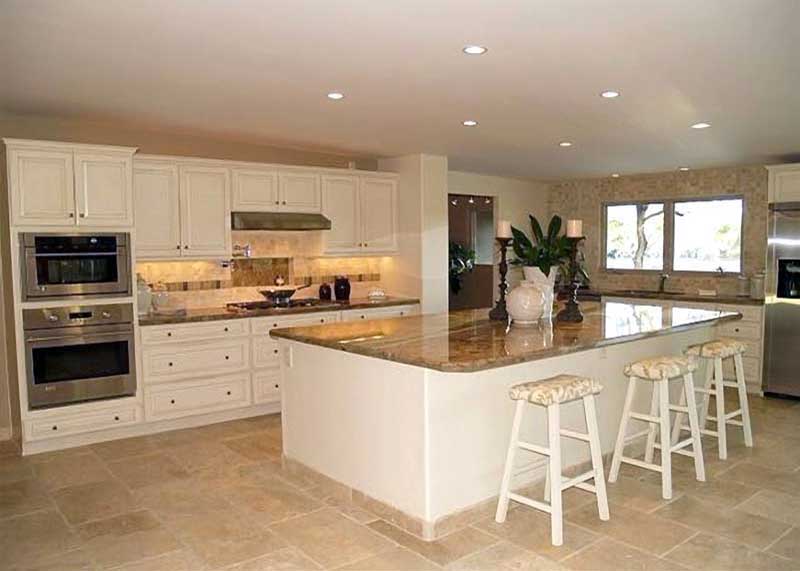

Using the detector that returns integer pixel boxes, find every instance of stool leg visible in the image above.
[658,379,672,500]
[683,372,706,482]
[698,359,714,429]
[583,395,610,521]
[609,376,637,483]
[547,403,563,546]
[644,384,660,463]
[713,357,727,460]
[495,400,525,523]
[734,353,754,447]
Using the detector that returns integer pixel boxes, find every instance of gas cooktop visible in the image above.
[226,299,339,312]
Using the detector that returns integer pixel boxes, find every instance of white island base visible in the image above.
[277,313,721,540]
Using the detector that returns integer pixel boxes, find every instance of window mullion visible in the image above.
[664,201,674,273]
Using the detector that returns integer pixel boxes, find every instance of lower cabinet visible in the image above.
[25,404,141,442]
[145,373,251,421]
[253,369,281,404]
[340,305,418,322]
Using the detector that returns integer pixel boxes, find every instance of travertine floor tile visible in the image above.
[106,452,191,489]
[164,439,252,476]
[91,435,162,461]
[767,527,800,560]
[271,508,395,569]
[654,495,790,549]
[472,505,598,561]
[53,479,139,525]
[566,502,694,557]
[664,532,796,571]
[223,433,283,462]
[33,450,113,492]
[112,549,209,571]
[133,478,234,519]
[445,540,554,570]
[0,510,80,567]
[720,462,800,496]
[224,547,322,570]
[7,547,95,571]
[342,546,442,570]
[735,489,800,526]
[561,537,686,571]
[225,476,323,525]
[0,478,52,518]
[77,509,182,568]
[189,530,287,569]
[368,520,497,567]
[603,478,675,513]
[0,455,34,485]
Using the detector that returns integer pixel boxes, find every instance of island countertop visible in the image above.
[270,301,740,372]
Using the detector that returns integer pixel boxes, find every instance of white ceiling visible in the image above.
[2,0,799,179]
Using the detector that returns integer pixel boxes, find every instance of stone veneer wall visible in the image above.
[548,166,768,296]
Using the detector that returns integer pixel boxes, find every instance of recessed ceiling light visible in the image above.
[600,90,620,99]
[611,173,620,178]
[679,166,690,172]
[463,45,488,55]
[690,122,711,129]
[462,119,478,127]
[326,92,344,100]
[558,141,573,147]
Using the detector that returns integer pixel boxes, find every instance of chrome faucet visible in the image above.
[658,273,670,293]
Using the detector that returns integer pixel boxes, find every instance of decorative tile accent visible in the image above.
[231,258,291,287]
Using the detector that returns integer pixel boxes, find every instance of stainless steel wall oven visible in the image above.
[21,233,131,300]
[23,303,136,409]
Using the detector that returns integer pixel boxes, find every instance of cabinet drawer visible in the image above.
[340,305,417,322]
[26,406,140,441]
[145,374,251,421]
[143,338,249,383]
[141,319,249,345]
[252,336,280,369]
[717,321,762,341]
[253,370,281,404]
[251,312,338,335]
[717,304,763,323]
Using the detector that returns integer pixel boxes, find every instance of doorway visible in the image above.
[448,193,495,310]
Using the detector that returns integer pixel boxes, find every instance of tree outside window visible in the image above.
[605,203,664,270]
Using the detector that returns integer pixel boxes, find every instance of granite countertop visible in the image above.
[269,301,740,373]
[138,297,420,326]
[600,289,765,306]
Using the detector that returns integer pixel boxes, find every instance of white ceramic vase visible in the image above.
[522,266,558,321]
[506,281,545,326]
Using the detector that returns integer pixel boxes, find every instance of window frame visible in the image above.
[601,194,745,276]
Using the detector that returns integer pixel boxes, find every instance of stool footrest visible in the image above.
[668,405,689,413]
[508,492,551,514]
[721,381,739,389]
[561,470,595,491]
[517,441,549,456]
[620,456,662,473]
[695,388,717,396]
[629,412,660,424]
[624,429,651,444]
[671,438,694,453]
[560,428,590,442]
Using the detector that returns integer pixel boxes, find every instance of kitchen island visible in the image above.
[271,301,738,540]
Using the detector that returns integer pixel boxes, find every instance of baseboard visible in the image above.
[0,427,11,441]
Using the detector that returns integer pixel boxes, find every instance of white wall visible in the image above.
[447,171,551,290]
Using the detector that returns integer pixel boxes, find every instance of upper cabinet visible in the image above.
[279,171,321,212]
[134,158,230,260]
[322,174,398,255]
[232,168,321,213]
[5,139,135,227]
[768,164,800,203]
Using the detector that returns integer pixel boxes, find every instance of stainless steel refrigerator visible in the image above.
[764,203,800,397]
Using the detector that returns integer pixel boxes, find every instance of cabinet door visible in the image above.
[359,177,397,252]
[74,151,133,226]
[772,169,800,203]
[134,162,181,259]
[279,171,321,212]
[231,168,279,211]
[8,148,76,226]
[322,175,361,254]
[179,165,231,258]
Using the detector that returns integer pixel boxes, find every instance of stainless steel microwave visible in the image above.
[21,233,131,300]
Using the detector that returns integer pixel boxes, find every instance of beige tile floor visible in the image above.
[1,393,800,570]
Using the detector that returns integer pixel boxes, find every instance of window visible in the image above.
[603,197,743,274]
[605,203,664,270]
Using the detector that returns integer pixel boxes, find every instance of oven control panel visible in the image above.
[23,303,134,331]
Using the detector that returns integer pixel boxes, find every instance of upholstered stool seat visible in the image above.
[623,356,697,381]
[685,338,746,359]
[609,355,706,500]
[496,374,609,547]
[509,374,602,406]
[673,337,753,460]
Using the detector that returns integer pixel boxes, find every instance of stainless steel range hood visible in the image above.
[231,212,331,231]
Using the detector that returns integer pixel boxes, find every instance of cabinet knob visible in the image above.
[273,349,279,354]
[224,327,229,332]
[114,416,120,421]
[225,355,230,360]
[79,213,86,218]
[176,245,181,250]
[52,425,58,431]
[282,200,287,205]
[274,383,279,389]
[167,332,172,337]
[68,213,75,218]
[170,399,175,404]
[226,390,232,396]
[320,319,325,323]
[184,245,189,249]
[275,200,280,205]
[360,315,365,319]
[168,362,173,367]
[364,243,368,247]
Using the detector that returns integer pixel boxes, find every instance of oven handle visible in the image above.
[31,252,119,257]
[25,330,133,344]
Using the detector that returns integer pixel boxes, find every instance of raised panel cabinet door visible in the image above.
[231,167,279,211]
[74,151,134,226]
[278,171,321,212]
[359,177,398,252]
[321,175,361,253]
[134,162,181,258]
[774,169,800,203]
[179,165,231,258]
[8,147,76,225]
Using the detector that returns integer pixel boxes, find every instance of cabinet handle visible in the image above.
[364,243,368,247]
[170,399,175,404]
[225,355,230,360]
[224,327,229,332]
[184,245,189,249]
[275,200,280,205]
[79,213,86,218]
[176,245,181,250]
[360,315,365,319]
[320,319,325,323]
[167,332,172,337]
[226,390,232,396]
[68,212,75,218]
[273,323,278,327]
[282,200,287,205]
[273,349,279,354]
[52,425,58,431]
[168,362,173,367]
[274,384,279,389]
[114,416,120,421]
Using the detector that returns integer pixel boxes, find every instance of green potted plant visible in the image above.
[448,241,476,294]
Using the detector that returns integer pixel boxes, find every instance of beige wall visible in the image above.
[548,166,768,295]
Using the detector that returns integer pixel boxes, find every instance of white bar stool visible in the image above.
[608,356,705,500]
[671,338,753,460]
[495,374,609,547]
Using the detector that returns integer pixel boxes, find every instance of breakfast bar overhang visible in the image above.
[271,301,738,540]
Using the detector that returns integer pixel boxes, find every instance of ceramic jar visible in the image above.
[523,266,558,321]
[506,281,546,326]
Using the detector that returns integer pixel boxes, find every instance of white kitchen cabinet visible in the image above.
[322,175,398,255]
[180,165,231,257]
[253,369,281,404]
[321,175,361,253]
[134,161,181,258]
[251,312,339,370]
[143,337,250,384]
[146,374,251,421]
[5,139,135,227]
[231,167,279,211]
[768,164,800,203]
[25,405,141,442]
[340,305,418,322]
[278,171,321,212]
[141,317,249,345]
